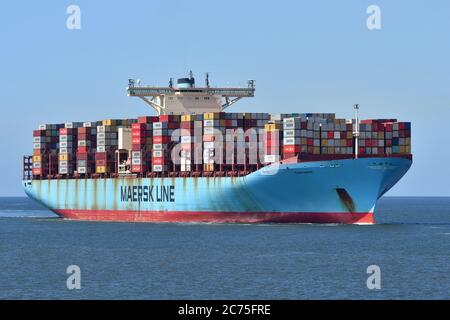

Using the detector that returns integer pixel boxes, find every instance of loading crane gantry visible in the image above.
[126,71,255,115]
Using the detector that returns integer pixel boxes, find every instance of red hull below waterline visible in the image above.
[54,209,375,224]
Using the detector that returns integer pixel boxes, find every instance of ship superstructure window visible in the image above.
[204,97,210,100]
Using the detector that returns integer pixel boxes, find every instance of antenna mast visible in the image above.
[353,104,360,159]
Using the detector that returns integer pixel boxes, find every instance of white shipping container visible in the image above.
[65,122,83,129]
[78,140,92,147]
[33,142,45,149]
[131,151,141,158]
[264,155,280,163]
[132,158,141,165]
[181,136,195,143]
[59,141,73,148]
[38,124,50,130]
[78,167,86,174]
[33,162,41,168]
[153,150,163,157]
[118,127,132,150]
[283,137,300,145]
[152,165,166,172]
[283,129,300,138]
[180,164,192,172]
[97,146,106,152]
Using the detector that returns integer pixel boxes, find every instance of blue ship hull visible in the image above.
[23,157,412,224]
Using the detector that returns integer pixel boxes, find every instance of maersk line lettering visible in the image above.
[120,185,175,202]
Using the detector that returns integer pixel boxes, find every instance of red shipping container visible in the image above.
[372,123,379,131]
[59,128,75,135]
[153,136,171,144]
[307,138,313,146]
[386,140,392,147]
[264,140,280,147]
[283,145,300,153]
[264,132,280,140]
[299,122,306,130]
[327,132,334,139]
[132,165,147,172]
[138,116,158,124]
[32,168,42,175]
[132,130,146,138]
[132,123,146,129]
[96,159,106,166]
[283,153,296,159]
[152,157,168,165]
[159,115,171,122]
[95,152,107,160]
[347,139,353,147]
[384,123,393,131]
[76,152,88,160]
[132,144,146,151]
[132,137,147,144]
[33,130,46,137]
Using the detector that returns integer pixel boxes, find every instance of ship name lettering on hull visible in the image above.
[120,185,175,202]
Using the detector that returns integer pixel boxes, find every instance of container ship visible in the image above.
[23,73,412,224]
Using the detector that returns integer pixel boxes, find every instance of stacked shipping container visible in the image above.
[131,116,156,174]
[31,113,412,178]
[58,122,83,175]
[32,124,61,176]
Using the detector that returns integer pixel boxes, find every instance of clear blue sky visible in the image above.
[0,0,449,196]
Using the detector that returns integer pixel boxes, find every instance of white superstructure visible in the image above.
[127,72,255,115]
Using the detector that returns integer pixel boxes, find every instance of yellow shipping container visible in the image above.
[59,154,69,161]
[405,146,411,153]
[102,119,113,126]
[347,131,353,139]
[265,123,281,131]
[96,166,106,173]
[322,140,328,147]
[340,140,347,147]
[181,114,194,122]
[33,155,41,162]
[203,164,215,171]
[313,147,320,154]
[405,137,411,145]
[399,146,406,154]
[204,112,222,120]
